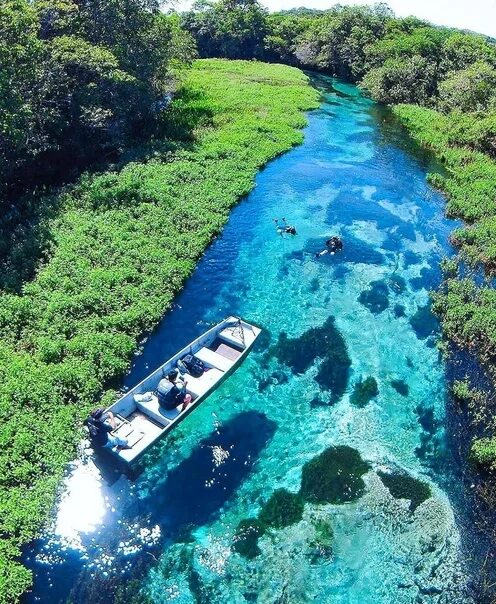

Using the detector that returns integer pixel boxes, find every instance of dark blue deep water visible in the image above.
[24,76,478,603]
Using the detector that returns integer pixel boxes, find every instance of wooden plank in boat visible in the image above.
[126,430,145,448]
[214,342,242,361]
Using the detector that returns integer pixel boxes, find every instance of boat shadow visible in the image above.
[68,410,277,603]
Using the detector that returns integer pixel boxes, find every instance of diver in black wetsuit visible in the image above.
[274,217,297,235]
[316,236,343,258]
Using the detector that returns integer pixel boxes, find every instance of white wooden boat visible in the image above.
[101,316,261,465]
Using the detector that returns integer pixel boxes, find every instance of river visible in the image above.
[23,75,479,603]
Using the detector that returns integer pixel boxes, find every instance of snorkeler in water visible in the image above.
[274,217,297,235]
[316,235,343,258]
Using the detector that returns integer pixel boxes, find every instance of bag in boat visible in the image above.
[86,418,99,439]
[181,354,205,378]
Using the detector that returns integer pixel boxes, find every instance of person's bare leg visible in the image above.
[182,394,192,412]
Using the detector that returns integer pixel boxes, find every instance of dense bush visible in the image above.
[438,62,496,113]
[471,437,496,470]
[0,59,318,603]
[361,56,437,105]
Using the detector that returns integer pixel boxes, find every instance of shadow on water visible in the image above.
[147,411,276,531]
[23,411,276,604]
[370,103,449,178]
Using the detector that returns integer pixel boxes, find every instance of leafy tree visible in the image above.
[438,61,496,113]
[182,0,268,59]
[0,0,179,196]
[0,0,42,184]
[383,15,429,37]
[440,32,496,74]
[361,55,437,105]
[264,13,312,63]
[366,26,449,68]
[306,4,393,79]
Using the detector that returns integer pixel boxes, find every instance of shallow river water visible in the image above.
[24,76,478,603]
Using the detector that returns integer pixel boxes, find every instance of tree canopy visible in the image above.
[0,0,194,195]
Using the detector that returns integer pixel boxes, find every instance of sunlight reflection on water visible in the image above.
[54,455,107,550]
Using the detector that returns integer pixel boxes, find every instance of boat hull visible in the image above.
[100,317,261,465]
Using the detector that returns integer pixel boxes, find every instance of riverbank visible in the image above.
[0,59,318,603]
[392,104,496,468]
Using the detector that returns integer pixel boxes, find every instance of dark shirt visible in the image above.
[87,417,113,447]
[162,386,184,410]
[156,378,185,410]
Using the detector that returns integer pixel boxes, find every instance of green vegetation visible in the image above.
[471,438,496,471]
[451,379,476,404]
[232,518,265,559]
[300,445,370,504]
[258,488,305,528]
[273,316,351,402]
[0,59,318,602]
[350,376,379,407]
[390,379,409,397]
[377,471,432,512]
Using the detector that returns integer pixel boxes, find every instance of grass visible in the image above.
[393,105,496,267]
[394,103,496,468]
[0,59,319,603]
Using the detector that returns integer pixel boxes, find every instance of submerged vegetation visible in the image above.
[232,518,265,559]
[350,376,379,407]
[378,471,432,512]
[0,58,317,600]
[300,446,370,504]
[233,446,368,560]
[273,316,351,402]
[391,379,409,397]
[258,488,305,529]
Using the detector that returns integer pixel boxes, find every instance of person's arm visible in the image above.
[105,411,117,429]
[176,376,187,390]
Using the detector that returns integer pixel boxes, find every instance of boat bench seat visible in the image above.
[195,347,233,372]
[185,367,223,398]
[218,326,247,350]
[135,394,176,426]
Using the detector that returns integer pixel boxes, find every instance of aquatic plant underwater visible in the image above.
[25,77,479,603]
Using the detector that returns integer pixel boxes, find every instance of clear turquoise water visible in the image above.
[24,76,476,603]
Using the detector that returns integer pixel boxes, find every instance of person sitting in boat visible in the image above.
[316,235,343,258]
[274,217,297,235]
[86,408,129,449]
[155,370,192,412]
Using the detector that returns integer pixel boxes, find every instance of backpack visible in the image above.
[86,418,99,439]
[181,354,205,378]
